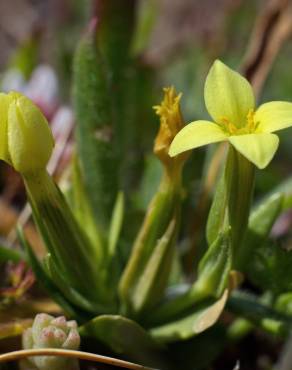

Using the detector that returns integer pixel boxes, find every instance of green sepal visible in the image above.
[149,229,231,326]
[149,290,228,343]
[79,315,166,369]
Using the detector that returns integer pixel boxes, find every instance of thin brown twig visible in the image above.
[0,348,158,370]
[241,0,292,97]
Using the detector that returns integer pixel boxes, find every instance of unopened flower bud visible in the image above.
[0,91,54,175]
[22,313,80,370]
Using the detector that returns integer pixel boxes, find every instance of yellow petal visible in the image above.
[255,101,292,133]
[169,120,227,157]
[204,60,255,128]
[228,133,279,169]
[7,93,54,174]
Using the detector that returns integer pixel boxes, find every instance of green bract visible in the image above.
[0,91,54,175]
[169,60,292,169]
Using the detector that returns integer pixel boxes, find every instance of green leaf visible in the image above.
[119,176,180,315]
[109,192,125,257]
[80,315,166,368]
[70,157,105,262]
[150,290,228,343]
[131,218,178,315]
[0,244,23,263]
[43,254,112,316]
[73,20,118,229]
[228,290,292,335]
[149,229,231,326]
[246,240,292,294]
[238,192,283,270]
[18,228,86,321]
[131,0,158,55]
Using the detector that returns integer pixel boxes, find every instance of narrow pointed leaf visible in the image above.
[131,218,178,314]
[238,193,283,269]
[0,244,23,263]
[119,177,179,314]
[19,229,85,321]
[73,21,118,229]
[149,229,231,325]
[150,290,228,343]
[43,255,112,315]
[70,157,105,262]
[109,192,125,257]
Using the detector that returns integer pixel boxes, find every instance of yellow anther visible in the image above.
[246,109,255,132]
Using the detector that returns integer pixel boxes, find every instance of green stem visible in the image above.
[228,291,292,331]
[225,147,255,268]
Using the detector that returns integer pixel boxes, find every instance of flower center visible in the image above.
[218,110,259,135]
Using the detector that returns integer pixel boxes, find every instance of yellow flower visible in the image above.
[0,91,54,175]
[169,60,292,169]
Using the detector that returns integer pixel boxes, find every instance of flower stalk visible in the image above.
[225,147,255,265]
[119,87,187,317]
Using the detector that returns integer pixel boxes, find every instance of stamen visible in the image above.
[246,109,255,132]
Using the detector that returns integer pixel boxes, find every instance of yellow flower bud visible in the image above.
[0,91,54,175]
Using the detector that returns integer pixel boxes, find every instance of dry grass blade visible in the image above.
[0,348,159,370]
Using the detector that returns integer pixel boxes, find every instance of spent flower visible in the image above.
[169,60,292,169]
[154,87,188,176]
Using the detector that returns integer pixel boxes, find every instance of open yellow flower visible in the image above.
[169,60,292,169]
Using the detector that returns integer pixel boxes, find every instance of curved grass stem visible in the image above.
[0,348,158,370]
